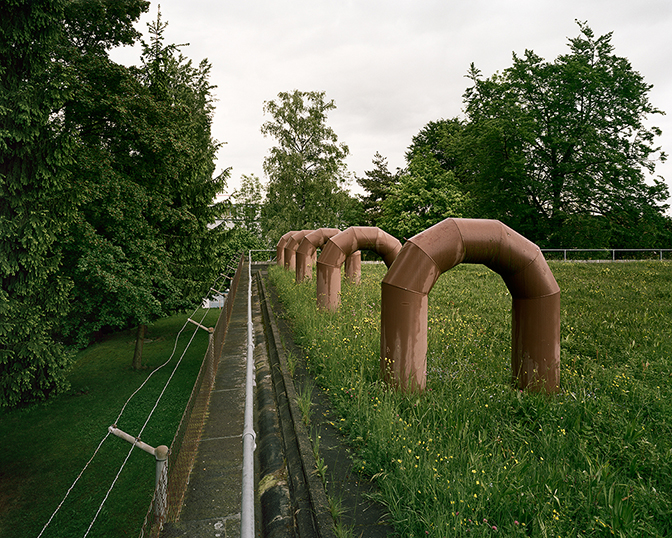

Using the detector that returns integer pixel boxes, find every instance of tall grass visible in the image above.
[0,308,219,538]
[269,262,672,537]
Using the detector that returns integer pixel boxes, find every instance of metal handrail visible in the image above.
[241,254,256,538]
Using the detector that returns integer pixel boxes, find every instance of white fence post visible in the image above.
[154,445,169,522]
[108,426,170,526]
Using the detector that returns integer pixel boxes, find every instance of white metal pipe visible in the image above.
[240,253,256,538]
[108,425,156,456]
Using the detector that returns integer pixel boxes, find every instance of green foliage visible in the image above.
[379,148,468,240]
[269,262,672,536]
[359,23,671,247]
[1,1,226,403]
[133,11,227,305]
[0,0,79,406]
[231,174,264,237]
[216,226,266,262]
[260,90,353,243]
[406,118,465,174]
[361,122,470,239]
[355,152,403,227]
[59,9,226,347]
[58,54,176,346]
[462,21,668,245]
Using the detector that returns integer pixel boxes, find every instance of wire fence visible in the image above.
[138,254,245,538]
[542,248,672,261]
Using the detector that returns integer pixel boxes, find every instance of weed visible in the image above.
[311,428,328,484]
[328,491,342,521]
[333,520,355,538]
[296,382,313,427]
[269,262,672,537]
[286,350,297,377]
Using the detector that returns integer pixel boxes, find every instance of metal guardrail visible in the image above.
[241,254,256,538]
[542,248,672,261]
[251,246,672,263]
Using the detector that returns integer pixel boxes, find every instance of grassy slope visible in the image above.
[0,308,219,538]
[269,262,672,537]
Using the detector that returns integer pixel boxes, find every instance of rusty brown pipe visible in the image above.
[284,230,313,272]
[317,226,402,311]
[344,250,362,284]
[295,228,341,282]
[276,231,297,268]
[380,218,560,393]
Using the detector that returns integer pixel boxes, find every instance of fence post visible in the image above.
[209,332,214,367]
[154,445,169,522]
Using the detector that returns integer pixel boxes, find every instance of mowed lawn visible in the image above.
[269,261,672,537]
[0,308,219,538]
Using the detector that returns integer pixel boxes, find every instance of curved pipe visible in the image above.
[284,230,313,272]
[380,218,560,393]
[295,228,341,282]
[276,231,297,267]
[317,226,402,311]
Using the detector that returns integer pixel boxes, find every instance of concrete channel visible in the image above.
[160,262,393,537]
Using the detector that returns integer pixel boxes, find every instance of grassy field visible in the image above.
[269,262,672,537]
[0,308,219,538]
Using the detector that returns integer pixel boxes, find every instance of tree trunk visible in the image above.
[133,324,147,370]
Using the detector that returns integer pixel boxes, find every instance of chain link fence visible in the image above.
[138,254,245,538]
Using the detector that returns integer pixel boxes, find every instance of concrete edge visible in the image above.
[254,288,295,538]
[256,271,337,538]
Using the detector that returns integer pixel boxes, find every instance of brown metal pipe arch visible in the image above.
[295,228,341,282]
[276,231,297,268]
[380,218,560,393]
[284,230,313,272]
[317,226,402,311]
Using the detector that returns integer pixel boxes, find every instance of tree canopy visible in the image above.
[378,122,469,239]
[1,0,81,406]
[1,1,227,405]
[260,90,355,243]
[461,21,668,245]
[59,10,226,353]
[231,174,264,237]
[358,22,669,247]
[356,152,402,227]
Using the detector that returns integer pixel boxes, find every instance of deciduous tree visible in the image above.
[0,0,78,406]
[261,90,351,243]
[231,174,264,237]
[378,148,468,240]
[60,11,226,361]
[462,21,668,245]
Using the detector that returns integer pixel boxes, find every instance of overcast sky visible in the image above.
[110,0,672,202]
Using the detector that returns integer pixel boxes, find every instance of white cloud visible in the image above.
[110,0,672,203]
